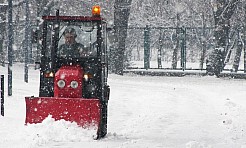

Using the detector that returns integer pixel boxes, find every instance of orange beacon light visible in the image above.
[92,5,101,17]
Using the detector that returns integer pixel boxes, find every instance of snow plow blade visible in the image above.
[25,97,100,129]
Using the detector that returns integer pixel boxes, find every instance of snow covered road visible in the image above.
[1,64,246,147]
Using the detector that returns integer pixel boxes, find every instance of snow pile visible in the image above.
[26,116,97,146]
[0,116,97,148]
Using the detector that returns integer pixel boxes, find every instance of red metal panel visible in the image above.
[54,65,83,98]
[25,97,101,128]
[42,16,104,21]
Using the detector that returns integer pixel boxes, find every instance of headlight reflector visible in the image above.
[57,80,65,88]
[70,81,79,89]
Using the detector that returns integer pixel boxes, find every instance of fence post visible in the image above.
[144,25,150,69]
[200,12,206,70]
[8,0,13,96]
[24,0,30,83]
[158,30,163,68]
[244,25,246,73]
[180,27,186,71]
[1,75,4,116]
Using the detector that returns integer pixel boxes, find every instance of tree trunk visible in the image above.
[232,30,243,72]
[199,12,206,70]
[172,38,179,69]
[206,0,239,76]
[112,0,132,75]
[172,13,180,69]
[34,0,56,63]
[0,3,7,66]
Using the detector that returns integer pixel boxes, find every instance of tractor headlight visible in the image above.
[57,80,66,88]
[84,74,89,81]
[70,81,78,89]
[83,73,93,81]
[44,71,54,78]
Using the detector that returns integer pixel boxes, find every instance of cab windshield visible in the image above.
[45,21,98,58]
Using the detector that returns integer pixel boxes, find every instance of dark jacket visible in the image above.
[58,42,85,58]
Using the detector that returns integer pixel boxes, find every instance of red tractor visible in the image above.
[25,6,110,139]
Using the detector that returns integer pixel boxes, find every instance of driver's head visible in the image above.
[64,27,77,44]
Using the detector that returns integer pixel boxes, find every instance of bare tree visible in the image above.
[112,0,132,75]
[206,0,239,76]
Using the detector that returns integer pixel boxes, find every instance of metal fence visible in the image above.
[1,75,4,116]
[124,26,246,71]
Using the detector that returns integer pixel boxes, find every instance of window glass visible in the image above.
[58,22,98,58]
[44,21,98,58]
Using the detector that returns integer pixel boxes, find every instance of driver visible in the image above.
[58,27,85,58]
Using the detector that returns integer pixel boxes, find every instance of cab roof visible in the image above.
[42,16,104,21]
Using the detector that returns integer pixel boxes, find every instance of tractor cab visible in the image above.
[25,6,110,139]
[40,15,107,98]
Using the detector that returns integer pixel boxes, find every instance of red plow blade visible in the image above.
[25,97,101,128]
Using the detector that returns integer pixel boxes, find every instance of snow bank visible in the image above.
[0,116,97,148]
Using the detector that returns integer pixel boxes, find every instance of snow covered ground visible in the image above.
[1,64,246,148]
